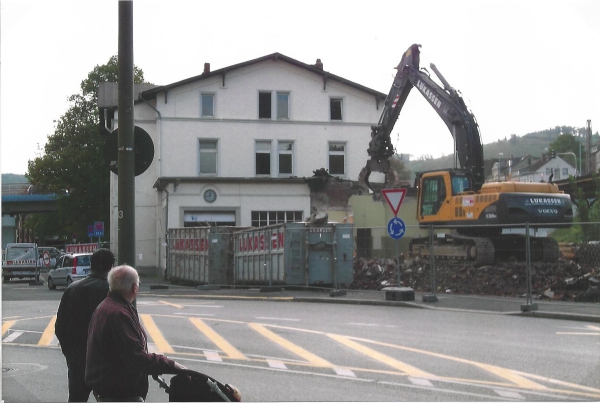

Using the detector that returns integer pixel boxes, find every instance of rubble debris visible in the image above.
[350,256,599,302]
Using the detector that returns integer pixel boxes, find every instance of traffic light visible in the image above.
[551,149,556,159]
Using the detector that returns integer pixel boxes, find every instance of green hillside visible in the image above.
[405,125,599,180]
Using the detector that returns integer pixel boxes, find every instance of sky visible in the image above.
[1,0,599,175]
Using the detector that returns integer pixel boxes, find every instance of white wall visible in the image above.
[111,57,383,272]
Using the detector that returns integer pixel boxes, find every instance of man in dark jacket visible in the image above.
[86,265,186,402]
[55,248,115,402]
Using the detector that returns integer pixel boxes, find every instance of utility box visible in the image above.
[384,287,415,301]
[233,222,354,286]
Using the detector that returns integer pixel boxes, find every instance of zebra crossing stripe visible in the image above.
[327,334,433,379]
[189,317,247,360]
[38,316,57,346]
[3,331,23,343]
[140,314,175,353]
[249,323,332,368]
[2,320,16,336]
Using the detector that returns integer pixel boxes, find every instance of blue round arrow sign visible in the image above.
[387,217,406,240]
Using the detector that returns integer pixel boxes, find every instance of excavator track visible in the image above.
[491,235,560,263]
[409,233,495,267]
[409,233,561,266]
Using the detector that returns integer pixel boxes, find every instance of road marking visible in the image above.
[37,315,56,346]
[3,331,24,343]
[174,312,215,317]
[249,323,332,367]
[556,332,600,335]
[557,324,600,336]
[409,377,434,387]
[2,320,16,336]
[140,314,174,353]
[494,389,524,399]
[255,317,300,322]
[2,316,21,320]
[158,300,183,309]
[267,359,287,369]
[205,351,222,362]
[348,336,547,391]
[334,367,356,377]
[189,317,247,360]
[327,334,434,379]
[512,369,600,395]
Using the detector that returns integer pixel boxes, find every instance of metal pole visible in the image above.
[395,240,400,286]
[423,223,438,302]
[521,222,538,312]
[117,0,136,270]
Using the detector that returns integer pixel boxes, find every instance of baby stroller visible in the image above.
[153,369,241,402]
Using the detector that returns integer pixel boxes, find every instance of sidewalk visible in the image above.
[139,275,600,324]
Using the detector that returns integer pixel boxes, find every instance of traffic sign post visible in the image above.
[381,188,413,298]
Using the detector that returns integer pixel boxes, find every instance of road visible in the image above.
[2,278,600,402]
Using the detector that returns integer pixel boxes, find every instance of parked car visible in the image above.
[47,253,92,289]
[38,247,63,270]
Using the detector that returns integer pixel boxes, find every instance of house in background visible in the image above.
[487,153,576,183]
[100,53,386,273]
[513,155,576,182]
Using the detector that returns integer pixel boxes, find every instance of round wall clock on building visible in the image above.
[203,189,217,203]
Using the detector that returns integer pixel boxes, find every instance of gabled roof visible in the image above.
[138,52,387,101]
[518,156,575,174]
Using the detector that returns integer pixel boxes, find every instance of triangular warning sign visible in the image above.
[381,188,407,216]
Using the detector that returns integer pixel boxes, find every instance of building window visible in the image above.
[562,168,569,176]
[259,92,271,119]
[545,168,552,176]
[201,94,214,117]
[199,140,217,175]
[329,143,346,175]
[330,98,342,120]
[277,92,289,119]
[256,141,271,175]
[251,211,303,227]
[278,141,293,175]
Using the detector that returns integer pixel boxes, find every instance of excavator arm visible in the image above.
[359,44,485,193]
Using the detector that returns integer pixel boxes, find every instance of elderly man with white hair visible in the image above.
[85,265,186,402]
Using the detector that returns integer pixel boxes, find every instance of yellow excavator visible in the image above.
[359,44,573,265]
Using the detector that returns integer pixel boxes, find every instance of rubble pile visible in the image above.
[350,256,600,302]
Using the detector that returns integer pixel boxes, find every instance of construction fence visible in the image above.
[94,221,600,301]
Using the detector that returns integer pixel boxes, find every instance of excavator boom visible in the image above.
[359,44,485,193]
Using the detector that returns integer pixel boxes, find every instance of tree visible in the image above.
[548,133,582,171]
[26,56,147,243]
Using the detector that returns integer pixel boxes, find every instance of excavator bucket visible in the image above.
[358,159,400,195]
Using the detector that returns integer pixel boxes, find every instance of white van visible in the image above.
[2,243,40,282]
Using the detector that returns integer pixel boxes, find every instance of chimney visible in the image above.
[314,59,323,70]
[203,63,210,74]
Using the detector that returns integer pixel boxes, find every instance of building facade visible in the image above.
[104,53,386,272]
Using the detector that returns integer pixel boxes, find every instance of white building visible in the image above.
[514,155,576,183]
[104,53,386,273]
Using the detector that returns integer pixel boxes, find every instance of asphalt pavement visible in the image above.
[137,275,600,324]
